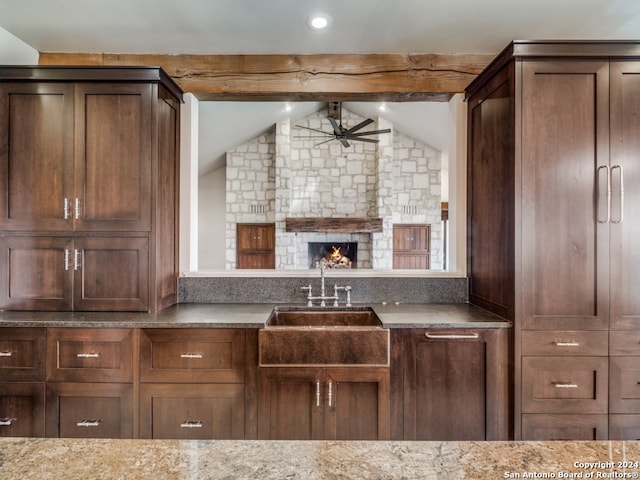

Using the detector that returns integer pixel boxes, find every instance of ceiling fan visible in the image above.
[295,102,391,147]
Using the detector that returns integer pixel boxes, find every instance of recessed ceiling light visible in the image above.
[307,14,332,30]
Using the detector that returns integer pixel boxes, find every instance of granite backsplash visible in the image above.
[178,276,468,304]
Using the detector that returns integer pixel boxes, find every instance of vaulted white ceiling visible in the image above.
[1,0,638,174]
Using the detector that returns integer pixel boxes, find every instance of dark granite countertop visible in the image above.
[0,303,510,329]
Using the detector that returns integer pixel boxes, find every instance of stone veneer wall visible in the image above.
[226,107,442,270]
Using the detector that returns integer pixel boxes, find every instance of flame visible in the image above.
[330,246,342,259]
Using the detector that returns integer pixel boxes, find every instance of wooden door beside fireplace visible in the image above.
[237,223,275,269]
[393,224,431,269]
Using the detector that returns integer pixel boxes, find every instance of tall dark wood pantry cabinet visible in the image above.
[466,41,640,440]
[0,67,182,312]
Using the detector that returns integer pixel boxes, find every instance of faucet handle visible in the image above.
[345,286,352,307]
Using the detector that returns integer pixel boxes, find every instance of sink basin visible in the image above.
[259,306,389,367]
[266,306,382,327]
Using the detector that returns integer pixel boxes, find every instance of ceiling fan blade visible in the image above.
[340,138,350,147]
[348,128,392,137]
[314,138,336,146]
[350,137,380,143]
[327,117,343,135]
[296,125,332,135]
[346,118,374,133]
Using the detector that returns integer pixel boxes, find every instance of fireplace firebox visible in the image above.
[308,242,358,269]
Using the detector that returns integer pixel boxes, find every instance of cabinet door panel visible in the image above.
[521,61,610,330]
[140,384,245,439]
[0,236,73,311]
[74,83,152,232]
[610,62,640,329]
[0,382,45,437]
[258,368,323,440]
[610,357,640,413]
[46,383,133,438]
[0,83,74,231]
[73,236,149,311]
[610,415,640,440]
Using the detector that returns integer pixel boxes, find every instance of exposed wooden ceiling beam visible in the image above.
[38,52,494,101]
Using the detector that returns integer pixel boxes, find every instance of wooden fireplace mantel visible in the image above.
[285,217,383,233]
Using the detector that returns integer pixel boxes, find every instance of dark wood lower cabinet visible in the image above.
[0,382,45,437]
[257,367,390,440]
[610,415,640,440]
[522,414,608,440]
[139,384,245,439]
[402,328,509,440]
[45,383,133,438]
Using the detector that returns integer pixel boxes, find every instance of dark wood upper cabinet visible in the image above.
[392,224,431,269]
[0,67,182,312]
[466,41,640,440]
[237,223,275,269]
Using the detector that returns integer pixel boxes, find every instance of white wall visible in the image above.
[199,166,227,269]
[0,27,38,64]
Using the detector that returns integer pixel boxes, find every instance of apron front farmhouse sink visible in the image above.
[259,307,389,367]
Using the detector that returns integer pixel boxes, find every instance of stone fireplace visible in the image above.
[225,106,443,270]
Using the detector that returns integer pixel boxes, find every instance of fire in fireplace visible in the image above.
[308,242,358,269]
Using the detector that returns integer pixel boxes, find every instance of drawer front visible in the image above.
[0,382,45,437]
[522,356,608,413]
[610,331,640,356]
[46,383,133,438]
[0,328,46,381]
[610,415,640,440]
[610,356,640,413]
[522,414,608,440]
[139,383,245,439]
[140,329,245,383]
[47,328,133,382]
[521,331,608,356]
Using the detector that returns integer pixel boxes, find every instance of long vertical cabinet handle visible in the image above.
[315,381,321,407]
[74,249,81,270]
[611,165,624,224]
[63,198,70,220]
[74,198,81,219]
[597,165,611,224]
[64,249,70,271]
[327,381,333,407]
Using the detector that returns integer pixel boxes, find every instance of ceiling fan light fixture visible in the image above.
[307,14,332,30]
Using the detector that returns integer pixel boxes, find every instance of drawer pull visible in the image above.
[555,342,580,347]
[180,421,203,428]
[0,418,17,426]
[316,381,321,407]
[76,352,101,358]
[425,333,479,340]
[0,351,13,357]
[77,420,102,427]
[553,382,578,388]
[180,353,203,359]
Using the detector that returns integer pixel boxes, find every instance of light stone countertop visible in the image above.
[0,438,637,479]
[0,303,510,329]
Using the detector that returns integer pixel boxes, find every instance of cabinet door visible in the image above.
[522,414,608,440]
[46,382,133,438]
[237,223,275,269]
[0,83,74,231]
[257,367,324,440]
[73,236,149,311]
[0,236,74,311]
[139,384,245,439]
[520,60,610,330]
[0,328,46,381]
[0,382,45,437]
[392,224,430,269]
[325,368,390,440]
[609,61,640,329]
[73,83,152,232]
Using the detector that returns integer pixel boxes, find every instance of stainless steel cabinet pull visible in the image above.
[611,165,624,224]
[63,198,70,220]
[425,333,479,339]
[0,351,13,357]
[0,418,17,426]
[597,165,611,224]
[316,381,321,407]
[76,352,100,358]
[73,249,81,271]
[180,421,203,428]
[328,381,333,407]
[74,198,81,219]
[77,420,102,427]
[180,353,203,359]
[64,249,70,271]
[553,382,578,388]
[555,342,579,347]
